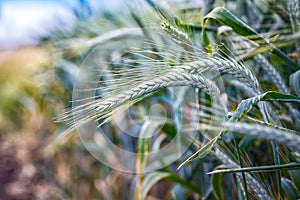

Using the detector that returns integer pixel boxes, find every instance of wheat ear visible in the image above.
[57,68,220,136]
[225,122,300,152]
[179,57,260,93]
[254,54,289,94]
[214,148,272,200]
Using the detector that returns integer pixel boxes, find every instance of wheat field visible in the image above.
[1,0,300,199]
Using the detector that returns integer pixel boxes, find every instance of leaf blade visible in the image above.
[177,135,219,169]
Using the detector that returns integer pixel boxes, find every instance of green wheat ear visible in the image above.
[56,65,220,137]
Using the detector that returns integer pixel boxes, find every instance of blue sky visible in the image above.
[0,0,122,49]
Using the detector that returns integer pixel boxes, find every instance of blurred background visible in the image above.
[0,0,127,48]
[0,1,130,199]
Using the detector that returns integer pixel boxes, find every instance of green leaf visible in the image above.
[138,171,200,200]
[201,6,257,52]
[177,135,219,169]
[281,177,299,200]
[207,163,300,174]
[260,91,300,103]
[211,165,227,200]
[201,7,300,70]
[203,7,257,37]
